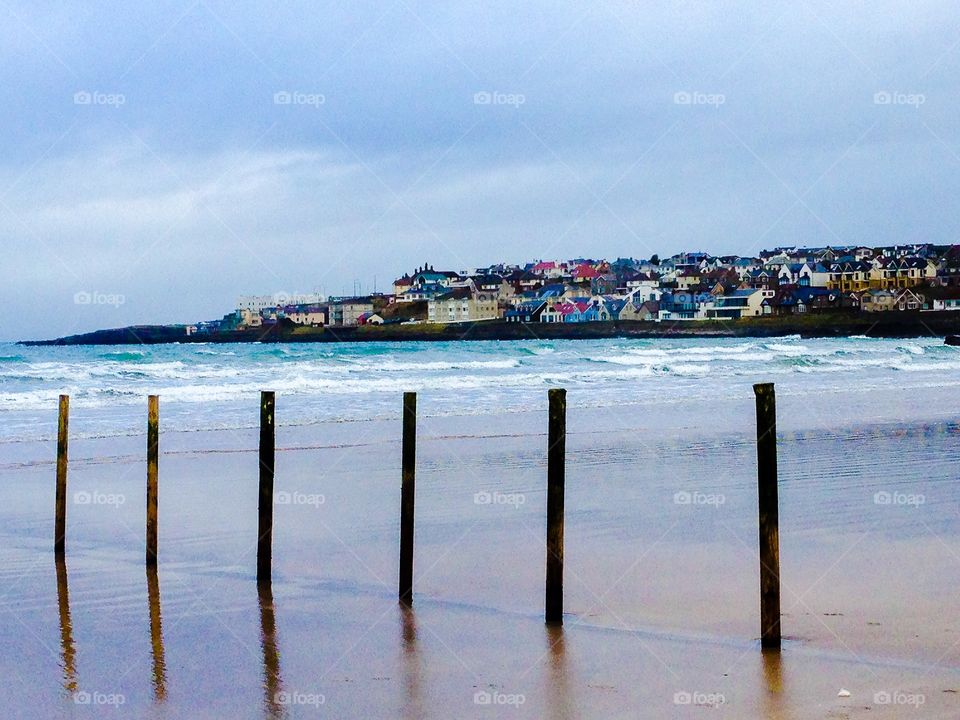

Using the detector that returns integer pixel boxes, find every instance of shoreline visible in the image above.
[19,311,960,345]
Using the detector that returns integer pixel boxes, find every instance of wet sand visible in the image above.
[1,388,960,717]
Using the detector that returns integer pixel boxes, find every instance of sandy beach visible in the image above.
[2,354,960,717]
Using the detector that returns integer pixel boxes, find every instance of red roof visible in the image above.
[571,264,599,279]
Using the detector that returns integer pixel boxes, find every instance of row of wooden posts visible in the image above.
[51,383,783,649]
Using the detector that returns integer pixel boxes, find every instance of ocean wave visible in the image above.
[369,358,522,372]
[97,350,148,361]
[2,337,958,447]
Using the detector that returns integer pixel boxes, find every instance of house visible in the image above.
[571,264,600,284]
[618,300,659,321]
[770,286,843,314]
[471,275,516,303]
[393,274,414,296]
[560,301,590,322]
[284,304,326,326]
[427,287,499,323]
[591,273,618,295]
[860,288,925,312]
[540,301,565,323]
[828,261,872,292]
[921,286,960,311]
[658,291,715,320]
[675,269,703,291]
[604,297,627,320]
[357,312,384,326]
[705,289,775,320]
[531,260,564,278]
[328,298,374,326]
[238,307,263,328]
[400,282,448,302]
[745,268,779,289]
[777,263,814,287]
[505,300,546,323]
[505,269,545,294]
[582,298,612,322]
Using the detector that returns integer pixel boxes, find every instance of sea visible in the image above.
[1,336,959,718]
[1,335,959,446]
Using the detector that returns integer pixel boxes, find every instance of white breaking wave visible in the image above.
[0,337,956,444]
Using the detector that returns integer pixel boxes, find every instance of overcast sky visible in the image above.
[2,1,959,339]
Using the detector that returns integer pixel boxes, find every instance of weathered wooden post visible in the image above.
[545,388,566,625]
[754,382,781,649]
[55,395,69,556]
[257,391,276,583]
[146,395,159,566]
[399,392,417,605]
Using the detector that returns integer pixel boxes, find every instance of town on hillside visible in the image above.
[189,245,960,334]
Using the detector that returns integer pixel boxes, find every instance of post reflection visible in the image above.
[146,567,167,702]
[55,557,77,695]
[399,605,422,719]
[258,582,284,719]
[544,625,574,719]
[761,647,789,720]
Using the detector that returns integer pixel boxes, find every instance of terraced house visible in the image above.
[427,287,500,323]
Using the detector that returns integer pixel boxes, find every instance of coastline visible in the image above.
[19,311,960,345]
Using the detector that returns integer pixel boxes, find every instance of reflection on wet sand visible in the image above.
[146,568,167,702]
[544,625,574,720]
[258,582,283,719]
[762,648,788,720]
[54,558,77,695]
[399,605,422,719]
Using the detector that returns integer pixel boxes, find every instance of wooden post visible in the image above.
[55,395,69,556]
[257,391,276,583]
[754,383,781,649]
[146,395,159,566]
[399,392,417,605]
[545,388,566,625]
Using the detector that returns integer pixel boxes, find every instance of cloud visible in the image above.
[2,0,960,338]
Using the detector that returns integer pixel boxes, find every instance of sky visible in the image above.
[2,0,959,340]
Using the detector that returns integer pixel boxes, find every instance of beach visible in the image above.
[1,337,959,717]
